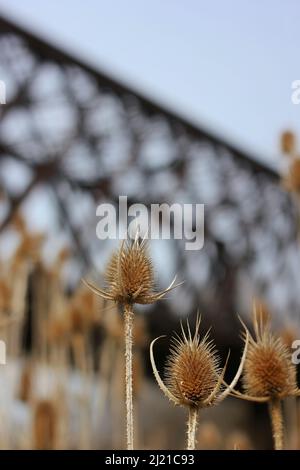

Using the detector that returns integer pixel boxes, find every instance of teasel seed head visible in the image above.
[164,319,220,407]
[150,315,249,409]
[242,306,298,399]
[83,229,179,305]
[280,130,296,155]
[231,302,300,402]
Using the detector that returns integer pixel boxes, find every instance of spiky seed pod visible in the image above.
[150,315,249,450]
[165,324,220,407]
[241,305,298,399]
[84,232,178,305]
[104,240,154,304]
[280,131,296,155]
[243,332,297,398]
[231,303,300,450]
[96,239,154,304]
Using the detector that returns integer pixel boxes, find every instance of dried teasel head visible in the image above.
[164,319,220,407]
[232,303,300,402]
[280,130,296,155]
[243,320,297,399]
[83,230,179,305]
[150,315,249,409]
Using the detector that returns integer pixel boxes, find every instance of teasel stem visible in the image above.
[269,398,284,450]
[187,406,198,450]
[124,303,134,450]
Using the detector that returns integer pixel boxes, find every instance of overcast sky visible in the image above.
[0,0,299,168]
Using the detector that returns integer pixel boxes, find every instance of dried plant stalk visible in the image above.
[84,230,179,450]
[33,400,57,450]
[269,398,283,450]
[124,303,134,450]
[187,406,198,450]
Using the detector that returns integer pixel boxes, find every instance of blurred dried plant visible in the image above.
[231,302,300,449]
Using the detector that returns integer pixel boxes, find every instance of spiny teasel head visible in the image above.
[280,130,296,155]
[150,315,249,409]
[242,305,298,399]
[104,236,154,304]
[231,302,300,403]
[83,230,178,305]
[164,319,220,407]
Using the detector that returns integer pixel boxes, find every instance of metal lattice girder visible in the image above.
[0,14,299,335]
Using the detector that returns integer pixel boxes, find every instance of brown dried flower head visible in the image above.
[280,130,296,155]
[150,315,249,409]
[84,230,178,305]
[242,306,298,399]
[164,319,220,407]
[231,303,300,403]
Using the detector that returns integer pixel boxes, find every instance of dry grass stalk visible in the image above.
[187,407,198,450]
[124,303,134,449]
[33,400,57,450]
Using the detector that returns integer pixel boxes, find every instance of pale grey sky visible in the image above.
[0,0,299,167]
